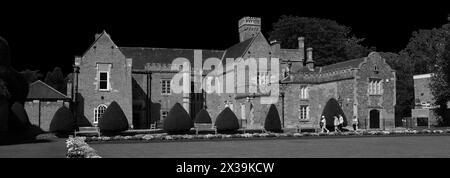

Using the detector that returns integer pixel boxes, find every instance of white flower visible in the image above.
[143,135,154,140]
[433,130,444,134]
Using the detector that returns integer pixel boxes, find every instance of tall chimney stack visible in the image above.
[298,37,305,62]
[306,47,314,71]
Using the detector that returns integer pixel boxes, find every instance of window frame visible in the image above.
[299,105,309,120]
[97,63,111,91]
[98,71,110,91]
[300,85,309,100]
[94,104,108,124]
[161,79,172,95]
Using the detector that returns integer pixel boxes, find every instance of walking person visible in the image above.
[320,116,329,133]
[352,116,358,131]
[334,116,340,132]
[338,114,344,131]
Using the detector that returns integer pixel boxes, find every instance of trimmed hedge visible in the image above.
[11,102,31,126]
[194,109,212,124]
[98,101,129,133]
[8,102,31,131]
[264,104,282,133]
[215,107,240,133]
[321,98,347,130]
[163,103,192,134]
[49,106,75,136]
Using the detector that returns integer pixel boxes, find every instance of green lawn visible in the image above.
[91,135,450,158]
[0,135,66,158]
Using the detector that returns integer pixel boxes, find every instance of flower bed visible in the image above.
[66,136,101,158]
[83,128,450,143]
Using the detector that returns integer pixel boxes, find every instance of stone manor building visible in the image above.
[70,17,396,130]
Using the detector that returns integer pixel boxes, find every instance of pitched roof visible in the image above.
[26,80,69,100]
[319,57,365,72]
[119,47,225,70]
[222,37,255,60]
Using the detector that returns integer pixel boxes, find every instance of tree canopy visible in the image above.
[44,67,66,94]
[381,52,414,126]
[268,15,374,66]
[429,35,450,125]
[20,69,43,84]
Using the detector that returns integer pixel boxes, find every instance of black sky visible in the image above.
[0,1,449,76]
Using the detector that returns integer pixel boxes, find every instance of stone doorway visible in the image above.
[369,109,380,129]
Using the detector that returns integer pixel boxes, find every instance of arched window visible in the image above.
[94,104,107,124]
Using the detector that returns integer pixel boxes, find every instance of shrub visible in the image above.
[194,109,212,124]
[163,103,192,134]
[264,104,282,133]
[321,98,347,131]
[98,101,129,134]
[49,106,75,136]
[214,107,239,134]
[8,102,31,131]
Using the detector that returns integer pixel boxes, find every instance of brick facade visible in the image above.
[411,74,439,126]
[74,32,133,128]
[72,17,396,130]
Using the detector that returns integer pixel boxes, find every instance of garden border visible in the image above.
[85,129,450,144]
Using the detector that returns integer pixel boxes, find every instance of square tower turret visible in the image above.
[238,17,261,42]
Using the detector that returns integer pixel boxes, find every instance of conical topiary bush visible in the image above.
[8,102,31,132]
[194,109,212,124]
[163,103,192,134]
[98,101,129,134]
[49,106,75,137]
[321,98,347,131]
[264,104,282,133]
[214,107,240,134]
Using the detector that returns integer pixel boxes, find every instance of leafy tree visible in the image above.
[44,67,66,94]
[429,36,450,125]
[401,27,448,75]
[268,15,374,66]
[381,52,414,126]
[19,69,43,84]
[402,17,450,125]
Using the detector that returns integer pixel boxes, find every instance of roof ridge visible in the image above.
[240,33,260,58]
[119,46,225,52]
[31,80,69,99]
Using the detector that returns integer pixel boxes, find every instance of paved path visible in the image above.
[0,138,66,158]
[91,135,450,158]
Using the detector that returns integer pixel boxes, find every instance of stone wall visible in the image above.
[25,100,68,131]
[355,53,396,129]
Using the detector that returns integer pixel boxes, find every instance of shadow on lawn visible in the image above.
[0,125,49,146]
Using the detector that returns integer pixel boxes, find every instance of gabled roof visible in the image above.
[319,57,365,72]
[26,80,69,100]
[222,36,256,60]
[119,47,225,70]
[81,30,117,57]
